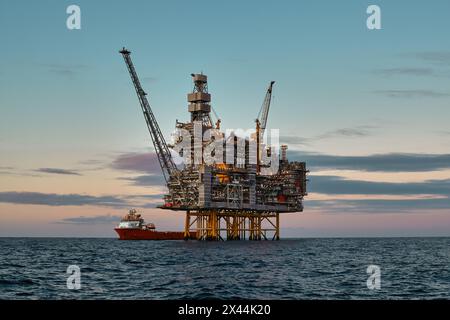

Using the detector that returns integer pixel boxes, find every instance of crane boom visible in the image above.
[119,48,178,183]
[257,81,275,137]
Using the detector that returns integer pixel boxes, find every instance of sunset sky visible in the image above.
[1,0,450,237]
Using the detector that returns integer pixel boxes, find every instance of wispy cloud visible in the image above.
[372,67,435,77]
[316,126,375,139]
[0,192,128,208]
[123,194,166,201]
[309,175,450,195]
[281,125,376,146]
[112,152,166,187]
[111,152,161,174]
[373,89,449,98]
[0,166,15,175]
[406,51,450,65]
[306,197,450,213]
[0,168,41,177]
[280,135,311,146]
[56,214,122,224]
[306,175,450,213]
[36,168,81,176]
[122,194,165,208]
[39,63,88,77]
[78,159,105,166]
[291,151,450,172]
[369,52,450,96]
[436,130,450,136]
[119,174,165,187]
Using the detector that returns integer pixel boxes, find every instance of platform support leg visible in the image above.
[184,211,191,240]
[275,213,280,240]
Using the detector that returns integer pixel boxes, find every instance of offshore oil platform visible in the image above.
[120,48,307,241]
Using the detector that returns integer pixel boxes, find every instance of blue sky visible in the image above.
[2,0,450,152]
[1,0,450,237]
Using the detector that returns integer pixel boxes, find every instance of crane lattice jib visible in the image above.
[258,81,275,136]
[120,48,178,183]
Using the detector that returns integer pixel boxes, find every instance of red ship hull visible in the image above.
[115,228,196,240]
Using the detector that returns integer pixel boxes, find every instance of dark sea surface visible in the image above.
[0,237,449,300]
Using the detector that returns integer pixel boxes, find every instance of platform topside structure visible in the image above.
[120,48,308,240]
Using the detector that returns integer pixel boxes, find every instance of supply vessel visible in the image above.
[114,209,195,240]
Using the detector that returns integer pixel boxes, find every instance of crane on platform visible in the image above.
[256,81,275,139]
[255,81,275,173]
[119,47,178,183]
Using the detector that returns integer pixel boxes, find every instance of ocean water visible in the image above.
[0,237,449,300]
